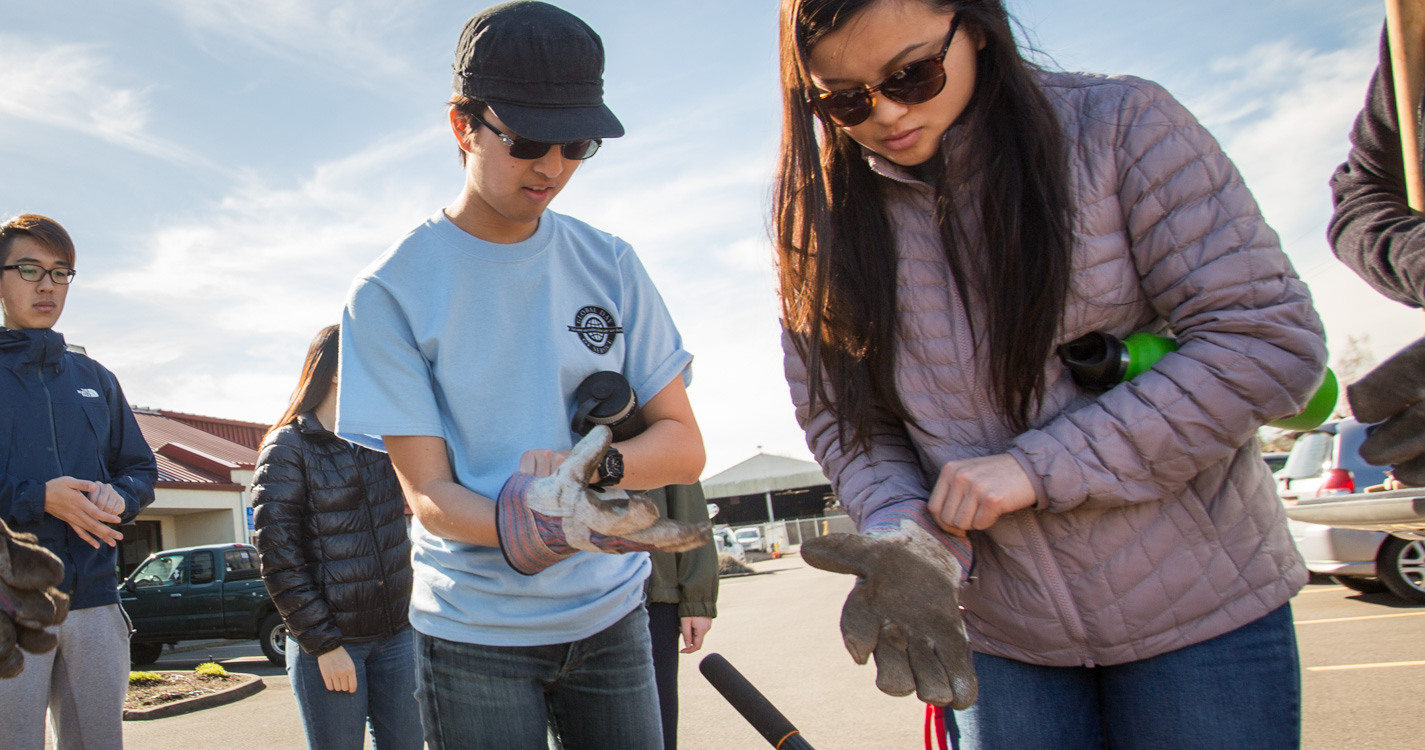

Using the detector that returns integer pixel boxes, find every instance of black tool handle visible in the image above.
[699,653,815,749]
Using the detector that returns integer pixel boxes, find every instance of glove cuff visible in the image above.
[864,501,973,582]
[495,473,574,576]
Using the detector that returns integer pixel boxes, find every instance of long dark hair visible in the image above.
[269,324,340,437]
[775,0,1074,449]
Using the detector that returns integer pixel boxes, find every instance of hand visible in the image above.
[1350,336,1425,486]
[0,521,70,679]
[496,426,710,575]
[801,520,977,709]
[679,616,712,653]
[927,454,1037,532]
[317,645,357,693]
[44,477,123,549]
[88,483,126,517]
[518,449,570,478]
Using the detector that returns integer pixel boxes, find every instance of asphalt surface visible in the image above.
[71,556,1425,749]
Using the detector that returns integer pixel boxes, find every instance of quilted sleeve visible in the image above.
[1009,77,1328,512]
[782,329,931,529]
[252,429,344,656]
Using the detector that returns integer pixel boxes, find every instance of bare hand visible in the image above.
[926,454,1036,533]
[679,616,712,653]
[44,477,122,549]
[518,449,570,478]
[317,645,357,693]
[88,483,126,517]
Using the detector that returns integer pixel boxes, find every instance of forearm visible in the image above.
[406,478,498,546]
[613,417,704,490]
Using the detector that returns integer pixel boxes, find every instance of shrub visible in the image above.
[195,662,229,678]
[129,671,164,686]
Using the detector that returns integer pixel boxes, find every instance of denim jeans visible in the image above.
[415,606,662,750]
[950,604,1301,750]
[287,627,423,750]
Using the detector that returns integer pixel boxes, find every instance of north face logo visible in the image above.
[568,306,622,355]
[77,388,100,398]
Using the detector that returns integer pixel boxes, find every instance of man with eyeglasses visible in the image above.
[0,213,156,749]
[336,3,705,747]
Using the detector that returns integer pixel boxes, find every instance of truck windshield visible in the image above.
[131,554,185,588]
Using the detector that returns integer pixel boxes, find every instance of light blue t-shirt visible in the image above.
[336,209,693,647]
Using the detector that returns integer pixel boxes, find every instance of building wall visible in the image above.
[141,486,248,549]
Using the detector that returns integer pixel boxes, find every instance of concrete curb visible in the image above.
[123,673,265,721]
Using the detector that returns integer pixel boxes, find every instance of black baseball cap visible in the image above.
[452,1,625,143]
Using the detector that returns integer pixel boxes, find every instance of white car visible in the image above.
[734,527,765,554]
[713,528,745,561]
[1278,419,1425,604]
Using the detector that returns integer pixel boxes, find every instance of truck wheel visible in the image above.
[258,613,289,666]
[1377,536,1425,605]
[130,642,163,667]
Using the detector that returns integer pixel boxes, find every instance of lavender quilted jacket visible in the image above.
[784,72,1327,667]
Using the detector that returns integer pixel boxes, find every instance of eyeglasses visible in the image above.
[469,112,602,160]
[1,264,77,285]
[811,16,961,127]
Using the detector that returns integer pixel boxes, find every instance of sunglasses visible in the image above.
[470,112,602,160]
[810,16,961,127]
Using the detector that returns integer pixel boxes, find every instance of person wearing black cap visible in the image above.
[335,3,706,748]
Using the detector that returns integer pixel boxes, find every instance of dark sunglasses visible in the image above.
[470,112,601,160]
[810,15,961,127]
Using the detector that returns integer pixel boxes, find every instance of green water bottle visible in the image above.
[1058,331,1338,431]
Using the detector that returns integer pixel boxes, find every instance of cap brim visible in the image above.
[487,101,625,143]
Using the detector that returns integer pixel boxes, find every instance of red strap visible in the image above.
[924,704,948,750]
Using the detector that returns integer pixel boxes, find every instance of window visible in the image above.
[131,554,184,589]
[224,548,257,573]
[190,551,216,585]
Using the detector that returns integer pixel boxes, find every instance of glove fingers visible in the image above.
[1348,337,1425,423]
[801,534,875,578]
[1392,455,1425,488]
[907,632,954,706]
[0,644,22,679]
[614,520,711,552]
[0,536,64,590]
[871,622,915,697]
[6,588,57,629]
[579,493,661,536]
[16,626,57,655]
[554,425,612,485]
[839,585,883,665]
[1359,403,1425,466]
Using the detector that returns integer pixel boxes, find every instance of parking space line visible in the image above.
[1295,612,1425,625]
[1307,660,1425,672]
[1292,587,1346,595]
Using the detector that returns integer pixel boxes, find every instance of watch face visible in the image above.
[603,449,624,483]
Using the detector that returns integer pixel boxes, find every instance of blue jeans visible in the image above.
[287,628,422,750]
[950,604,1301,750]
[415,606,662,750]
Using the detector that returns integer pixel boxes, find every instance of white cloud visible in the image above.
[153,0,426,84]
[0,34,217,171]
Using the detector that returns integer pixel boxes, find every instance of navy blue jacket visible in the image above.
[0,328,157,610]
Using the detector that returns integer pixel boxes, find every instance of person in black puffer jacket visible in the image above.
[252,324,418,750]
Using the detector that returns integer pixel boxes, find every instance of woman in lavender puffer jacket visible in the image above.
[773,0,1327,747]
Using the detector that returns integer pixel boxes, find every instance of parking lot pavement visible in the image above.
[106,557,1425,750]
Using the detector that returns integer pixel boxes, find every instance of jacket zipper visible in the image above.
[943,236,1097,668]
[40,335,63,475]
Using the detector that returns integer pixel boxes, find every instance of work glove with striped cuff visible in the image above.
[0,521,70,679]
[801,500,977,709]
[496,425,711,576]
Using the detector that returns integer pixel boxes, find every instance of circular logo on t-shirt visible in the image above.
[568,305,622,355]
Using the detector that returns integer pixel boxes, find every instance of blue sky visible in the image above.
[1,0,1413,477]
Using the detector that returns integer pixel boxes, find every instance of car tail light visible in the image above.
[1316,468,1355,496]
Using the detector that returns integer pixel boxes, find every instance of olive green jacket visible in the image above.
[645,483,718,618]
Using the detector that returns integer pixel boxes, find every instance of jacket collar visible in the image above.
[0,327,68,373]
[864,121,974,191]
[294,411,334,437]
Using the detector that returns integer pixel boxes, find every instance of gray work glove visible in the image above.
[496,425,712,575]
[801,503,977,709]
[1350,336,1425,486]
[0,522,70,678]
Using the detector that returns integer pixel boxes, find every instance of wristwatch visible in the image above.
[589,446,624,491]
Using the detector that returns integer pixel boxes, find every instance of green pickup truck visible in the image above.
[119,543,287,667]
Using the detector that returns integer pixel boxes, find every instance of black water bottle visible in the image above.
[570,371,646,441]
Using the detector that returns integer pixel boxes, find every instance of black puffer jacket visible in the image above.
[252,412,412,656]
